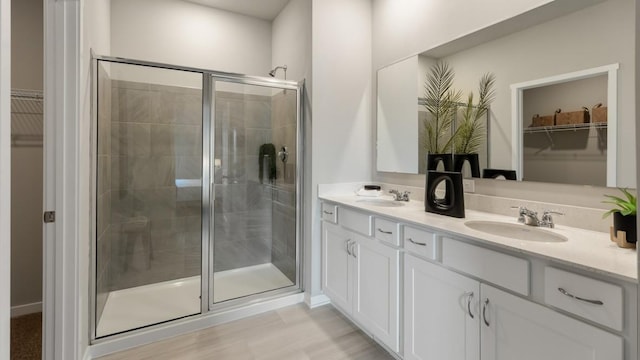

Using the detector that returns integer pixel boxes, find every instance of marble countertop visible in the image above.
[320,194,638,283]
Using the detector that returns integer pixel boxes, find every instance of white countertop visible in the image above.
[320,194,638,283]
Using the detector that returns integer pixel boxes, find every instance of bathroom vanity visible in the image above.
[319,193,637,360]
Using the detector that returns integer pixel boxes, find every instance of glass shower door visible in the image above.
[210,78,299,304]
[94,60,204,337]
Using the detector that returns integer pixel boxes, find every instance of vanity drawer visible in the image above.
[442,238,529,296]
[321,203,338,223]
[338,207,372,236]
[373,217,400,246]
[403,225,436,260]
[544,267,623,331]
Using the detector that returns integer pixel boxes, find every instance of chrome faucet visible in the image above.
[513,206,539,226]
[389,189,410,202]
[512,206,563,228]
[539,210,564,228]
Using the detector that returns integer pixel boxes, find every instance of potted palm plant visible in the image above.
[422,62,462,172]
[452,73,496,177]
[603,188,637,245]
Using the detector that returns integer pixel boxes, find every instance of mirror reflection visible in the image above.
[376,0,635,188]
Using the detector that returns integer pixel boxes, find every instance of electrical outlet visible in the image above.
[463,179,475,193]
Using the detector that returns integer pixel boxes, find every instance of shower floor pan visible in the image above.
[97,263,294,337]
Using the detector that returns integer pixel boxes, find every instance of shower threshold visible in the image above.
[96,263,294,337]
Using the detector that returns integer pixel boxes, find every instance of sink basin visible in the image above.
[464,220,568,243]
[356,198,405,207]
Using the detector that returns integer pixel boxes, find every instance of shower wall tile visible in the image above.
[271,186,297,283]
[112,156,177,190]
[115,88,152,124]
[244,99,272,129]
[214,184,247,213]
[245,155,260,184]
[111,123,151,157]
[151,91,202,125]
[176,156,202,180]
[246,181,272,210]
[150,124,202,157]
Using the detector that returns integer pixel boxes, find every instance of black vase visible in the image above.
[613,212,637,243]
[453,153,480,178]
[426,153,453,172]
[425,170,465,218]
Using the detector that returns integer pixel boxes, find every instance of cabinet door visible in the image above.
[480,284,623,360]
[404,255,480,360]
[322,222,353,313]
[353,236,400,352]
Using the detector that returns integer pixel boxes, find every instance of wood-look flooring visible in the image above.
[97,304,395,360]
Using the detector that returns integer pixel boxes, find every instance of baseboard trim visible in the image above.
[306,294,330,309]
[11,301,42,317]
[89,292,304,359]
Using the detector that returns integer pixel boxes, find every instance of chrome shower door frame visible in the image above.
[207,74,304,311]
[89,54,304,343]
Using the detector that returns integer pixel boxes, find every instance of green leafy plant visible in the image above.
[453,73,496,154]
[422,62,462,154]
[602,188,637,218]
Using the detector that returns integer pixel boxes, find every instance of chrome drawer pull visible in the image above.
[483,298,490,327]
[465,292,474,319]
[323,210,334,215]
[558,288,604,305]
[377,228,393,235]
[408,238,427,246]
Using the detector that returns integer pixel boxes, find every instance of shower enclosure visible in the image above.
[91,57,303,339]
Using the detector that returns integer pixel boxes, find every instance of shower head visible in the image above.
[269,65,288,78]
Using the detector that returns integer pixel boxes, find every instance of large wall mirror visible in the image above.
[376,0,635,188]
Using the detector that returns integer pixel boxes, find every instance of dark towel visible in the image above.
[259,143,277,183]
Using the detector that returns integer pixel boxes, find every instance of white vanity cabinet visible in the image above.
[404,254,480,360]
[322,219,400,352]
[320,200,630,360]
[405,254,623,360]
[481,284,623,360]
[322,222,353,312]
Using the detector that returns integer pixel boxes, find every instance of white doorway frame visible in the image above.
[510,63,619,187]
[0,0,11,359]
[43,0,82,359]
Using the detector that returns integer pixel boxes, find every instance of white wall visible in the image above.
[311,0,372,298]
[0,0,11,358]
[372,0,554,69]
[111,0,272,77]
[11,0,42,91]
[272,0,311,83]
[10,0,43,313]
[10,148,43,309]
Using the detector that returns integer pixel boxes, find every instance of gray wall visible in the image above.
[10,0,43,310]
[523,76,608,186]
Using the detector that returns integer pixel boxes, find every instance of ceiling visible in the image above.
[185,0,290,20]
